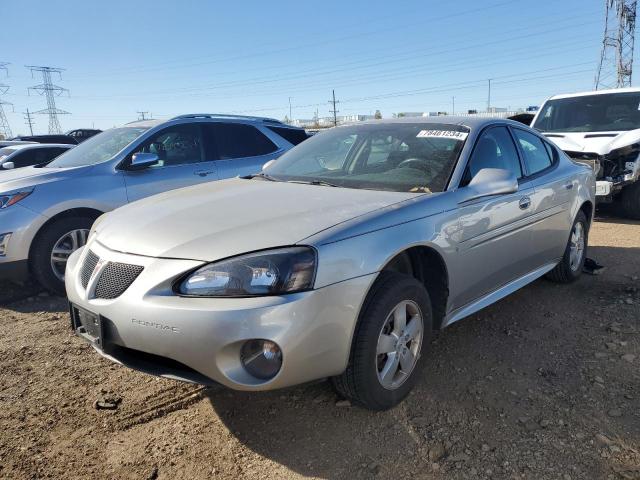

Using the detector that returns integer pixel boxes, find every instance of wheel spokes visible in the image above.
[377,334,397,355]
[399,348,416,373]
[379,352,400,388]
[392,302,407,334]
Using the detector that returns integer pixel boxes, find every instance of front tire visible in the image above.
[31,217,94,295]
[620,182,640,220]
[332,272,433,410]
[546,210,588,283]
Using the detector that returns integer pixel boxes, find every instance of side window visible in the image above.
[205,123,278,160]
[132,124,203,167]
[512,129,553,175]
[40,148,66,163]
[462,126,522,186]
[266,126,309,146]
[10,150,38,168]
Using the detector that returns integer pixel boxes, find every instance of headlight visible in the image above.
[0,190,33,209]
[177,246,316,297]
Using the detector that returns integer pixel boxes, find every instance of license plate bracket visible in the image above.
[70,303,104,349]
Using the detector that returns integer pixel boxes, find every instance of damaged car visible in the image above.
[66,117,594,410]
[532,87,640,218]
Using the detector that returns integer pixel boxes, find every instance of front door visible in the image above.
[449,126,537,310]
[122,123,219,202]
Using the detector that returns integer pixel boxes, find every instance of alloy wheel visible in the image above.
[569,222,585,272]
[50,229,90,282]
[376,300,424,390]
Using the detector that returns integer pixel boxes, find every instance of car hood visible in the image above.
[0,165,88,193]
[542,129,640,155]
[95,178,418,261]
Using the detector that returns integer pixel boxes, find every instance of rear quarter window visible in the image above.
[266,126,309,146]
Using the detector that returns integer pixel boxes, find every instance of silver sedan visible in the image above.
[66,117,595,410]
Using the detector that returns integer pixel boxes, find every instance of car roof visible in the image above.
[125,114,300,129]
[1,143,74,152]
[546,86,640,101]
[354,115,522,130]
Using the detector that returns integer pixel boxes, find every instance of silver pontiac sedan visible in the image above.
[66,117,595,410]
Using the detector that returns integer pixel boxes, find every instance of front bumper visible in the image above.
[66,240,375,391]
[0,204,47,275]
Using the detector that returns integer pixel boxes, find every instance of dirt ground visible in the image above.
[1,212,639,480]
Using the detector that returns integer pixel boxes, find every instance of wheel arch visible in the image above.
[380,245,450,330]
[28,207,104,264]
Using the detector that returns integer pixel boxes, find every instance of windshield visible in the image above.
[46,127,148,168]
[264,123,468,193]
[533,91,640,133]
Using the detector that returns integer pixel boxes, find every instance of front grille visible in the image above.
[80,250,100,288]
[94,262,144,299]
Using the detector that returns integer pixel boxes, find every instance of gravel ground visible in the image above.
[0,212,639,480]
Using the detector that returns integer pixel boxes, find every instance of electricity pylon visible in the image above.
[26,65,70,134]
[595,0,638,89]
[0,62,13,139]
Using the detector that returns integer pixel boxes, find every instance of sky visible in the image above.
[0,0,624,134]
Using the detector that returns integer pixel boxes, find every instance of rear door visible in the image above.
[204,122,283,179]
[121,123,219,202]
[510,127,573,265]
[450,126,536,309]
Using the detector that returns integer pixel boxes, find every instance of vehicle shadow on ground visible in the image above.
[0,280,66,312]
[205,245,640,479]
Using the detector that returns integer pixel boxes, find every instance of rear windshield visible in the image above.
[264,123,468,193]
[533,91,640,132]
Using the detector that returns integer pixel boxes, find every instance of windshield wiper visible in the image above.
[286,179,340,187]
[241,172,280,182]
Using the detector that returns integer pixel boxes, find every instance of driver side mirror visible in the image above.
[458,168,518,203]
[2,161,14,170]
[129,152,159,171]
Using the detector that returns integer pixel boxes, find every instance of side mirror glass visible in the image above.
[262,159,277,171]
[2,161,14,170]
[129,152,159,170]
[458,168,518,203]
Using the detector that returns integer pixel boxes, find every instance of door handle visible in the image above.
[194,170,215,177]
[564,182,574,190]
[519,196,531,210]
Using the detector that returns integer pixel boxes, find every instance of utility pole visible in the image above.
[0,63,13,139]
[452,96,455,115]
[328,89,339,126]
[137,111,151,121]
[23,108,35,136]
[288,97,293,124]
[487,79,492,112]
[595,0,637,89]
[26,65,70,134]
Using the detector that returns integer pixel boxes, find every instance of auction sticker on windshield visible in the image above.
[417,130,468,141]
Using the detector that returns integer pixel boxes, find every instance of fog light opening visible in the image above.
[240,339,282,380]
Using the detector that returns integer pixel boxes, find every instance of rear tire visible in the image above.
[31,216,94,295]
[546,210,588,283]
[620,182,640,220]
[332,272,433,411]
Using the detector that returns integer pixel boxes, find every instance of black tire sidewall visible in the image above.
[352,273,433,410]
[562,211,589,281]
[31,217,94,295]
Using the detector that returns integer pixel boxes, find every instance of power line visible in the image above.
[26,65,70,134]
[0,62,13,139]
[23,108,35,136]
[328,90,339,126]
[595,0,637,89]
